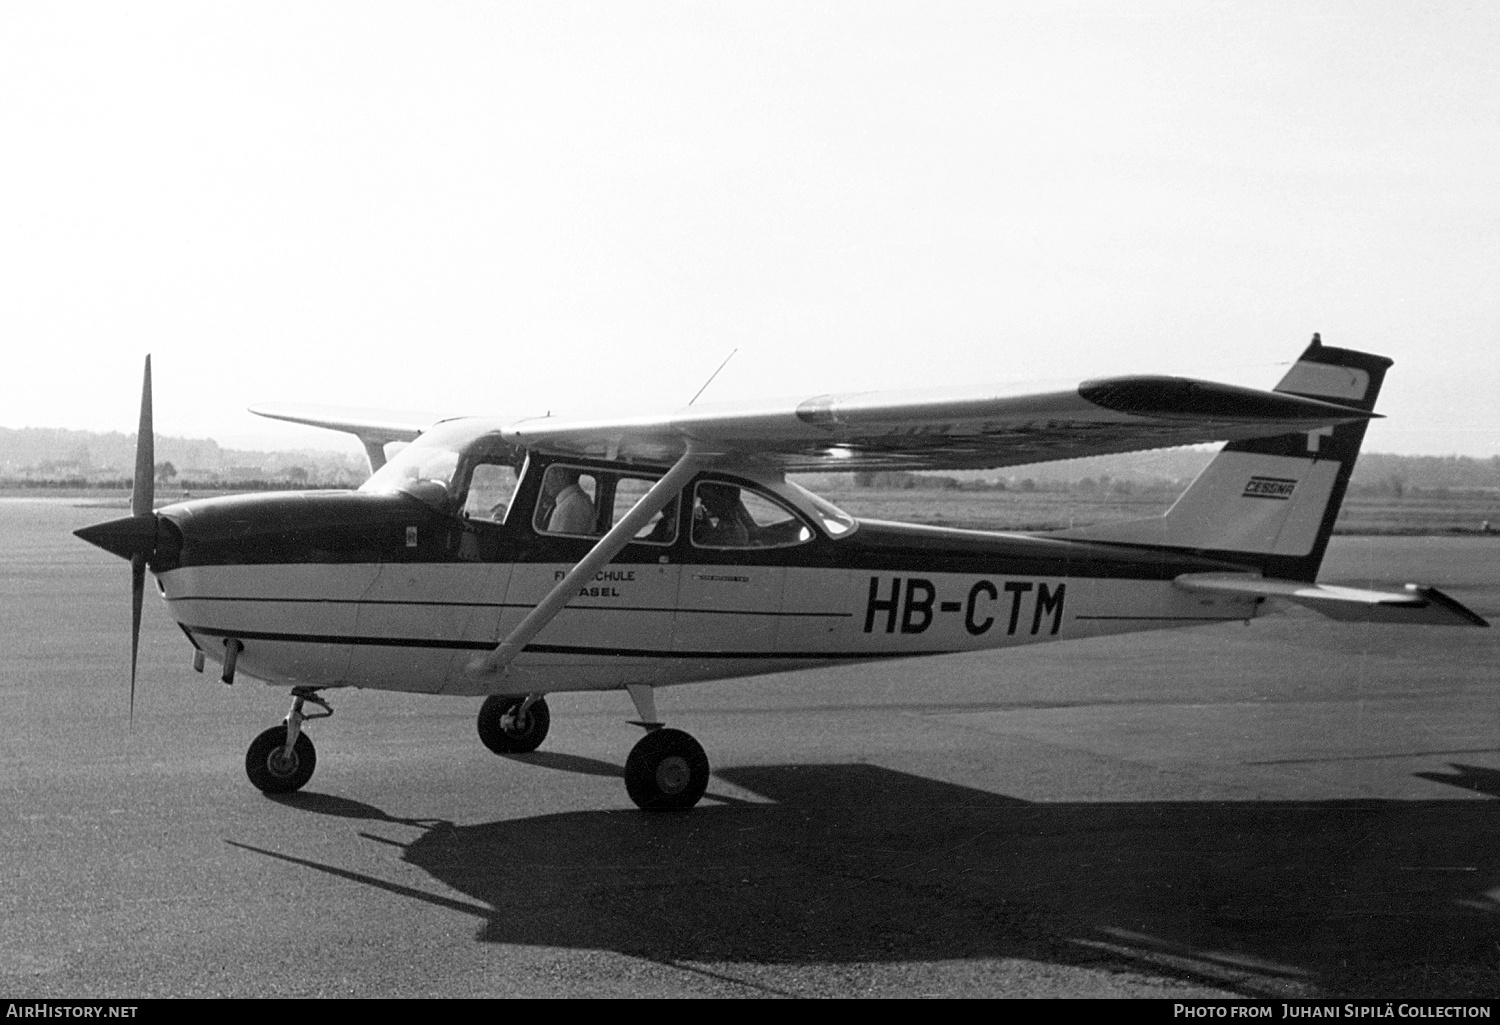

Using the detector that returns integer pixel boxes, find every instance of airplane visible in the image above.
[74,335,1488,810]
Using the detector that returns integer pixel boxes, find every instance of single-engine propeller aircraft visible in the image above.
[76,336,1488,810]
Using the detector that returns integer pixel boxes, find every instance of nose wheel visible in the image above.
[246,725,316,794]
[245,688,330,794]
[476,694,551,754]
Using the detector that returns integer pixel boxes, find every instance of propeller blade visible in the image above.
[129,355,153,722]
[133,355,154,519]
[72,355,160,721]
[130,554,145,722]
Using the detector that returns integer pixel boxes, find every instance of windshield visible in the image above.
[360,420,518,511]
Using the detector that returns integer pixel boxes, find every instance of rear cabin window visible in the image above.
[532,464,678,544]
[690,481,813,549]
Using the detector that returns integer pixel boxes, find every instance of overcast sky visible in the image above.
[2,2,1496,457]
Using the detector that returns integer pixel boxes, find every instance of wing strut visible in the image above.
[467,444,707,677]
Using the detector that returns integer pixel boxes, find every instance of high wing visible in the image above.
[248,357,1374,474]
[249,402,448,471]
[499,375,1376,472]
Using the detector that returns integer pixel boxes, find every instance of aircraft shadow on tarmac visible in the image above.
[1416,763,1500,799]
[233,763,1500,998]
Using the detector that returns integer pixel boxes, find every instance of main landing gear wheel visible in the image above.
[624,728,710,811]
[245,725,316,794]
[477,695,551,754]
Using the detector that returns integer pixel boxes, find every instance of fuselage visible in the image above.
[148,455,1261,697]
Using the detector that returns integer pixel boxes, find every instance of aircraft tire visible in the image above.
[624,728,709,811]
[477,695,551,754]
[245,725,316,794]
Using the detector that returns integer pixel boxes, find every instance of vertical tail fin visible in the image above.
[1057,335,1392,582]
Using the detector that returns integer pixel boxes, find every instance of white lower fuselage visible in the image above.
[160,545,1261,697]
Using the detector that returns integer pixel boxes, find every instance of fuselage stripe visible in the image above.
[1073,615,1245,622]
[180,624,926,661]
[172,595,850,618]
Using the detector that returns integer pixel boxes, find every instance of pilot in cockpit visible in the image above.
[536,466,597,535]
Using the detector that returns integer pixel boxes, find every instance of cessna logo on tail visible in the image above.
[1243,476,1297,500]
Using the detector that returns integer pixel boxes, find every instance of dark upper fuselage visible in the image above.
[146,474,1246,581]
[77,455,1266,696]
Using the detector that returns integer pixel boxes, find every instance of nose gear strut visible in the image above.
[281,687,332,754]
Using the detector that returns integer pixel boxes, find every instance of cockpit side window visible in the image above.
[532,464,679,545]
[461,463,521,523]
[534,466,600,535]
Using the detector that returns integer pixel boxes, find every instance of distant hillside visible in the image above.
[799,447,1500,495]
[0,426,366,484]
[1351,452,1500,493]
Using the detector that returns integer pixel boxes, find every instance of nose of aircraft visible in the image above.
[74,512,162,562]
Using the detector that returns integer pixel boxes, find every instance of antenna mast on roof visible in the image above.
[688,349,738,406]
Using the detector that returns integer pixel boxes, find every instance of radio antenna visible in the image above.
[688,348,738,406]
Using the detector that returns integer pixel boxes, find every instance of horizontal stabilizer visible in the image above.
[1175,573,1489,627]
